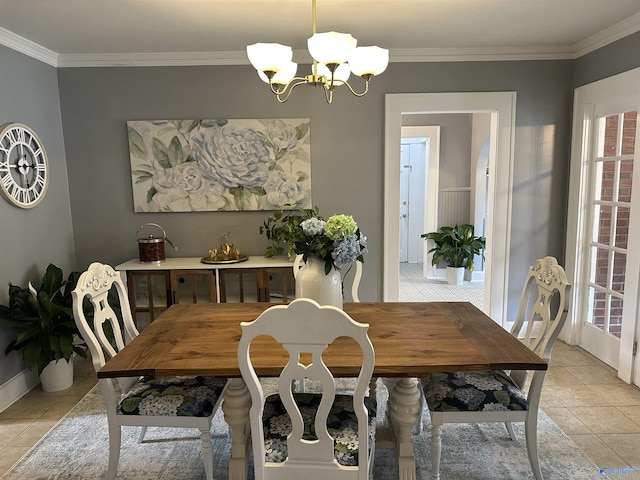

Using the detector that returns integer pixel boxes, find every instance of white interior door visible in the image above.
[399,144,410,263]
[400,139,427,264]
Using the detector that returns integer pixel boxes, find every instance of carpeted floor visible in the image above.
[1,382,599,480]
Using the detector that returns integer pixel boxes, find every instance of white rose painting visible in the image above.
[127,118,311,212]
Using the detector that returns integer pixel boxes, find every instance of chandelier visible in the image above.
[246,0,389,104]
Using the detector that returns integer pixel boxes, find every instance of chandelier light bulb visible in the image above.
[349,46,390,77]
[246,43,292,73]
[307,31,357,66]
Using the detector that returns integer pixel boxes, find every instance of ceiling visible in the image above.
[1,0,640,67]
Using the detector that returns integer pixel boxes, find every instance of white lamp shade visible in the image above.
[348,46,389,76]
[258,61,298,84]
[246,43,293,73]
[317,62,350,86]
[307,31,357,65]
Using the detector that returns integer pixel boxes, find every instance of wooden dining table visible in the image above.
[98,301,547,480]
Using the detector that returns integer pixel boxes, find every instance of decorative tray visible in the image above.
[200,255,248,265]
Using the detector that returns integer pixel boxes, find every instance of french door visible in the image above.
[568,68,640,384]
[581,108,639,366]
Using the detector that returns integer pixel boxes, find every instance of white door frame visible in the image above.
[566,67,640,383]
[384,92,516,326]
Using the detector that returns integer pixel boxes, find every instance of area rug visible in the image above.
[2,382,599,480]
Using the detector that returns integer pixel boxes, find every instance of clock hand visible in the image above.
[16,152,31,189]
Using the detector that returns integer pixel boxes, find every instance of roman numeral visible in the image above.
[1,174,13,188]
[9,128,24,144]
[34,176,45,191]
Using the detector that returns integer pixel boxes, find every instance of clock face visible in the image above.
[0,123,49,208]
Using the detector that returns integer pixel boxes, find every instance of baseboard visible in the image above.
[0,368,39,412]
[470,270,485,282]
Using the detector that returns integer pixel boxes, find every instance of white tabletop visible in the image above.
[116,256,293,272]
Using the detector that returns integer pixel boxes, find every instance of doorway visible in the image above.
[384,92,517,326]
[399,116,489,304]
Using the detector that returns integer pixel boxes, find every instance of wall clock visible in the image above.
[0,123,49,208]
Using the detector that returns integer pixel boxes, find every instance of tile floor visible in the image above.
[0,357,97,476]
[1,280,639,478]
[399,262,485,309]
[545,341,640,478]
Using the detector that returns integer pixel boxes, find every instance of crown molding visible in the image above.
[571,11,640,58]
[56,46,574,68]
[55,51,249,68]
[2,13,640,68]
[387,47,573,63]
[0,27,58,66]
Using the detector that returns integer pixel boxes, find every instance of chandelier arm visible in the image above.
[342,79,371,97]
[274,78,312,103]
[323,87,333,104]
[269,76,309,96]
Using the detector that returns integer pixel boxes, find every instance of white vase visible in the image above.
[295,255,343,309]
[446,266,465,285]
[40,358,74,392]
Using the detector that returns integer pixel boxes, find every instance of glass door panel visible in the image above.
[583,111,636,349]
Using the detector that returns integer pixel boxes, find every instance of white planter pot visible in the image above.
[40,358,74,392]
[446,266,465,285]
[295,255,343,309]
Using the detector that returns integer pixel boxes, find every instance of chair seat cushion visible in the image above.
[117,376,227,417]
[263,392,377,466]
[423,370,528,413]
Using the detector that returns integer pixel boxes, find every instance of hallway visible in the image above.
[399,262,484,310]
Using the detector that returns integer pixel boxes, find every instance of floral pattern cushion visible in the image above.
[423,370,528,412]
[117,376,228,417]
[262,392,377,466]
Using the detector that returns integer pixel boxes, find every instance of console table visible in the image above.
[116,257,293,324]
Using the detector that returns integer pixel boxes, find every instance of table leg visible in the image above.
[387,377,422,480]
[222,378,251,480]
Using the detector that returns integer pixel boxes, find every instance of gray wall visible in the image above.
[403,113,473,189]
[57,60,574,318]
[0,46,76,384]
[573,31,640,87]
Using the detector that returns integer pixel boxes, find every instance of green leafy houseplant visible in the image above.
[0,264,87,375]
[259,206,319,258]
[421,224,486,270]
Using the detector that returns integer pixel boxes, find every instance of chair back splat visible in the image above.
[238,298,376,480]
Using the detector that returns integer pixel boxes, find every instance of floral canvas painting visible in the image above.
[127,118,311,212]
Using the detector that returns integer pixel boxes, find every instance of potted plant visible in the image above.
[421,224,486,285]
[259,206,319,258]
[0,264,88,392]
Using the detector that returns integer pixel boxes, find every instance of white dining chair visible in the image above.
[421,256,570,480]
[293,254,363,302]
[71,262,229,480]
[238,298,376,480]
